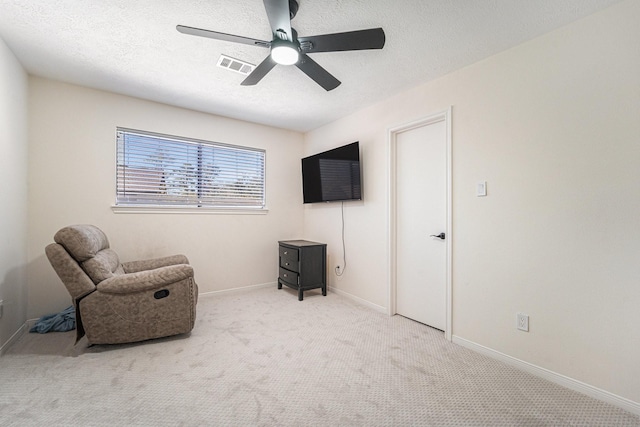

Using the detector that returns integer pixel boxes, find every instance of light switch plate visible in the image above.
[476,181,487,197]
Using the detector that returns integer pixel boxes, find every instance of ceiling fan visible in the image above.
[177,0,385,91]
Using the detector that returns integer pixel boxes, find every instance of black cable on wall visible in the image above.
[335,201,347,276]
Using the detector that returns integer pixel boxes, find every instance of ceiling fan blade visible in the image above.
[295,54,341,91]
[177,25,270,48]
[263,0,293,41]
[241,55,277,86]
[298,28,385,53]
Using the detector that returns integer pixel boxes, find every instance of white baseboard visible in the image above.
[0,322,28,356]
[198,281,275,298]
[328,285,386,314]
[452,335,640,416]
[199,282,386,316]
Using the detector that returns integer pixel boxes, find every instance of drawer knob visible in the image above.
[284,251,288,255]
[285,262,290,266]
[284,273,288,277]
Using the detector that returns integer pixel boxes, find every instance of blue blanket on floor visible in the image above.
[29,306,76,333]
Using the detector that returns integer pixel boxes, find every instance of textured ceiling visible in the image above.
[0,0,622,132]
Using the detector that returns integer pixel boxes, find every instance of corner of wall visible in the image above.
[0,36,29,350]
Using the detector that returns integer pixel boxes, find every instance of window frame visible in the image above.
[113,128,267,214]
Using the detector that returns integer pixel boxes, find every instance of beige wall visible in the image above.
[304,0,640,404]
[27,78,305,318]
[0,38,28,349]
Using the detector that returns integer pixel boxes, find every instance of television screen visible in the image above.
[302,141,361,204]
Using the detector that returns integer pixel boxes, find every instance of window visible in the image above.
[116,128,265,209]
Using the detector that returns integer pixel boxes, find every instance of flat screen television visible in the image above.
[302,141,362,204]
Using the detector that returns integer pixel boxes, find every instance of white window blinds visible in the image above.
[116,128,265,208]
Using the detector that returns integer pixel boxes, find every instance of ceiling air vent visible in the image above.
[216,54,255,75]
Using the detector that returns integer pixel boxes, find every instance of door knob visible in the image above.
[430,232,445,240]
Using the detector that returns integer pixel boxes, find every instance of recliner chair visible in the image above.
[45,224,198,345]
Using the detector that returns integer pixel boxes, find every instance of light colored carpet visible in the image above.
[1,286,639,426]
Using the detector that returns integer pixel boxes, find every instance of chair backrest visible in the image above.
[45,243,96,301]
[46,225,125,299]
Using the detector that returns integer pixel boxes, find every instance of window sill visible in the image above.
[111,205,269,215]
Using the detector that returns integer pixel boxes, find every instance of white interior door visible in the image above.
[395,119,447,330]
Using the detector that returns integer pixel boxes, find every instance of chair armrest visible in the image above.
[121,254,189,273]
[97,264,194,294]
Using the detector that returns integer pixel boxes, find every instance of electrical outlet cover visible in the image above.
[517,313,529,332]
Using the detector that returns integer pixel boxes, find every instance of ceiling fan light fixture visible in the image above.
[271,42,299,65]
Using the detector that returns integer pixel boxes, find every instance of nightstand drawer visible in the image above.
[280,256,299,272]
[279,267,298,285]
[279,246,299,264]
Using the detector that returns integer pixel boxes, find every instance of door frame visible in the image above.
[388,108,452,341]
